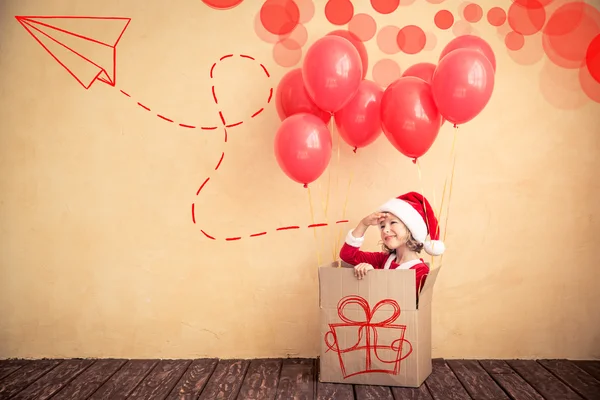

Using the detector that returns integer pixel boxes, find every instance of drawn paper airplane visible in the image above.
[15,16,131,89]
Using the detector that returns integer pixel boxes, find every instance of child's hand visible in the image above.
[361,212,387,227]
[354,263,374,279]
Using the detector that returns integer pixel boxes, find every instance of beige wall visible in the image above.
[1,0,599,360]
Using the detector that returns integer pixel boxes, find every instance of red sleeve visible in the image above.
[411,262,431,294]
[339,242,389,269]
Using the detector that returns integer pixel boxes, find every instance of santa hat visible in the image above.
[378,191,445,256]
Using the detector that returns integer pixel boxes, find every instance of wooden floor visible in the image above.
[0,358,599,399]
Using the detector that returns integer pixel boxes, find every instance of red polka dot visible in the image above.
[349,13,377,41]
[295,0,315,23]
[487,7,507,27]
[505,31,525,50]
[254,12,280,43]
[452,20,473,37]
[201,0,244,9]
[463,4,483,23]
[372,59,401,87]
[377,25,400,54]
[371,0,399,14]
[542,2,600,69]
[508,0,546,36]
[260,0,300,35]
[281,24,308,49]
[424,31,437,51]
[586,34,600,84]
[325,0,354,25]
[273,39,302,67]
[579,62,600,103]
[540,60,589,110]
[396,25,426,54]
[506,34,544,66]
[435,10,454,30]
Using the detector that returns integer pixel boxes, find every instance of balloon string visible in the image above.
[333,115,341,261]
[335,166,354,262]
[437,125,458,225]
[416,159,433,268]
[440,125,459,266]
[307,185,322,267]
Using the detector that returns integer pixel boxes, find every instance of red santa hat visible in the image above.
[378,191,445,256]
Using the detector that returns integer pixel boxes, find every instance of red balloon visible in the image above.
[275,68,331,124]
[327,30,369,79]
[381,77,442,160]
[274,113,332,187]
[402,62,437,83]
[432,48,495,125]
[302,36,363,113]
[335,80,383,151]
[439,35,497,72]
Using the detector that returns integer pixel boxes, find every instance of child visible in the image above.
[339,191,445,293]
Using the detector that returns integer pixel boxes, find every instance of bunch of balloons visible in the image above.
[273,33,496,187]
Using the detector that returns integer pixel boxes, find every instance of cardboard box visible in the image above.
[318,260,441,387]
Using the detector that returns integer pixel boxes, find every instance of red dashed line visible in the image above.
[201,230,216,240]
[220,54,233,61]
[226,237,242,241]
[240,54,255,60]
[308,223,328,228]
[224,129,228,142]
[250,232,267,237]
[276,226,300,231]
[201,126,218,130]
[192,204,196,224]
[120,90,130,97]
[267,88,273,103]
[215,152,224,170]
[260,64,270,77]
[212,86,218,104]
[196,177,210,195]
[225,121,243,128]
[218,111,226,125]
[138,102,150,111]
[157,114,173,122]
[251,108,264,118]
[336,220,349,224]
[179,123,196,129]
[210,63,217,78]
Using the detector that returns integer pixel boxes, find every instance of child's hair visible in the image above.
[380,220,424,254]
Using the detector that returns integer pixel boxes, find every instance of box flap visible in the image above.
[417,266,441,308]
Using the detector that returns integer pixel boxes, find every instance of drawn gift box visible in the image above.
[319,261,441,387]
[324,295,413,378]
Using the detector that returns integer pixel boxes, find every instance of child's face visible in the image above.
[379,213,409,249]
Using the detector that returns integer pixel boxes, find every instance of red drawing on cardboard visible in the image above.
[15,16,130,89]
[324,295,413,378]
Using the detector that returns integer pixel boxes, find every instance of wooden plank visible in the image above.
[447,359,509,399]
[424,359,471,400]
[198,359,250,400]
[51,359,127,400]
[274,358,316,400]
[391,384,434,400]
[0,359,61,399]
[355,385,394,400]
[11,358,93,400]
[127,359,191,399]
[507,360,584,400]
[478,360,514,375]
[166,358,218,399]
[0,359,26,380]
[491,373,544,400]
[572,361,600,381]
[89,359,158,400]
[539,359,600,400]
[316,381,355,400]
[237,358,282,400]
